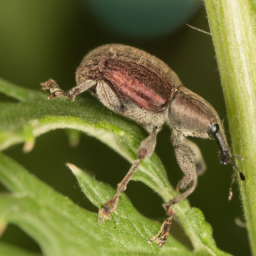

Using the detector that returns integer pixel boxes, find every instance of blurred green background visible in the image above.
[0,0,249,255]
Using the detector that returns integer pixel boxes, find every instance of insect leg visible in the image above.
[150,130,200,247]
[98,127,158,222]
[148,207,175,247]
[41,79,96,101]
[96,81,124,113]
[164,129,198,209]
[181,138,206,177]
[174,137,206,191]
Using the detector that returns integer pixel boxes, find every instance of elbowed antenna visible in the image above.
[230,156,245,181]
[214,129,245,200]
[214,131,245,180]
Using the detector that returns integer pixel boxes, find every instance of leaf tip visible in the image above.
[0,218,7,237]
[22,141,35,153]
[66,162,81,175]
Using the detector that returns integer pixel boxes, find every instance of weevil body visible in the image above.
[41,44,244,246]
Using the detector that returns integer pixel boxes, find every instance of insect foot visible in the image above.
[98,194,119,222]
[148,208,175,247]
[40,79,68,99]
[41,79,97,101]
[41,44,245,247]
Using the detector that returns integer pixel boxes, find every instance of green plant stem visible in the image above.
[204,0,256,254]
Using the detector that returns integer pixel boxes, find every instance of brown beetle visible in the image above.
[41,44,244,246]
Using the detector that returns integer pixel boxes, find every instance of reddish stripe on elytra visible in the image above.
[104,69,167,112]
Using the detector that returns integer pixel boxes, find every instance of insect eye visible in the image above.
[208,124,219,138]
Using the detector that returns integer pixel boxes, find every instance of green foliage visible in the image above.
[0,152,192,256]
[0,79,232,255]
[0,242,41,256]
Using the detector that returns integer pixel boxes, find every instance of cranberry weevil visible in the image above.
[41,44,244,246]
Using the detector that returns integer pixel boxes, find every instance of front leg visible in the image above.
[174,136,206,192]
[185,138,206,176]
[164,129,198,209]
[149,129,200,247]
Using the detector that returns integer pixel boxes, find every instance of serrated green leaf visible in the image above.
[0,78,44,102]
[0,152,193,256]
[0,78,232,255]
[185,208,231,256]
